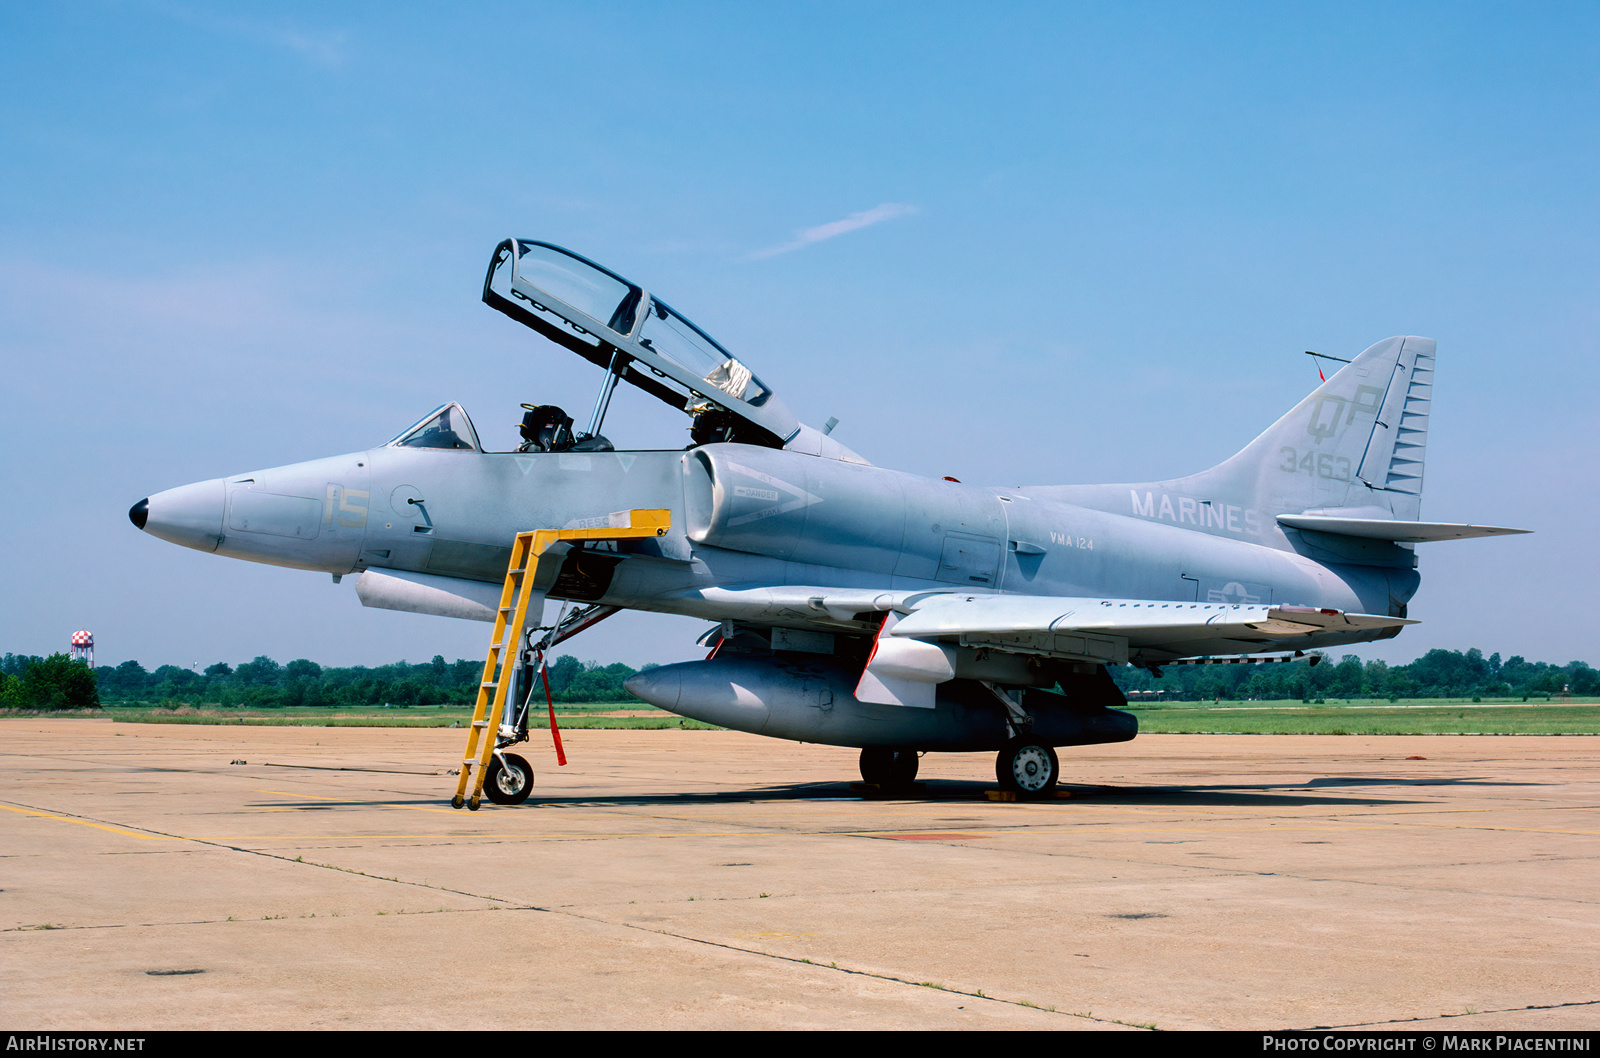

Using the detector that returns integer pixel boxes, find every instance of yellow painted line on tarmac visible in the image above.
[845,822,1600,838]
[178,825,1434,841]
[27,818,1587,844]
[0,802,174,840]
[193,816,1600,843]
[191,830,761,840]
[1445,824,1600,836]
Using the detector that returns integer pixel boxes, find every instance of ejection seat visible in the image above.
[517,404,613,453]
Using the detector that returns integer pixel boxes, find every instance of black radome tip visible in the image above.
[129,498,148,530]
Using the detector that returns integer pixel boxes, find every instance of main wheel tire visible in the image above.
[996,739,1059,796]
[484,752,534,806]
[859,747,919,788]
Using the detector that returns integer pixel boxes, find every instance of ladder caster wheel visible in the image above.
[468,796,481,811]
[450,795,464,810]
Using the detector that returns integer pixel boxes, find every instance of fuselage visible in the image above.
[135,441,1412,654]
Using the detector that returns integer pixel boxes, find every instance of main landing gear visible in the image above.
[995,738,1059,796]
[858,747,919,790]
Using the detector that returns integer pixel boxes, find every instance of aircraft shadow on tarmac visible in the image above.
[460,776,1534,810]
[243,775,1539,813]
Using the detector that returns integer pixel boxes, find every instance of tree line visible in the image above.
[1,646,1595,711]
[0,653,646,710]
[1112,649,1598,702]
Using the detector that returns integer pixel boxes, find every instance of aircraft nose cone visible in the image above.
[136,478,226,553]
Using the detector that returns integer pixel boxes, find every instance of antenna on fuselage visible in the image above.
[1303,350,1352,382]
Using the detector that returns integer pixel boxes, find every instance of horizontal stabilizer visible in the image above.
[1278,515,1531,543]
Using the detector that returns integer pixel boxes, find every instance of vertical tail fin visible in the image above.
[1178,335,1435,521]
[1047,337,1438,544]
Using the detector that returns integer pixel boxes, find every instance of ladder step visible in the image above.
[472,721,489,728]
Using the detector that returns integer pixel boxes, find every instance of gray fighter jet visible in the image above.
[131,238,1529,800]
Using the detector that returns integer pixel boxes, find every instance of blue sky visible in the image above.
[3,1,1596,671]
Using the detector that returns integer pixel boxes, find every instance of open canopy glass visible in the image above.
[483,238,796,448]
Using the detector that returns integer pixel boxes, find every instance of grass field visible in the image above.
[6,698,1598,735]
[1127,697,1600,735]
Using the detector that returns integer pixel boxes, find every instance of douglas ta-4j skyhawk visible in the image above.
[131,238,1529,806]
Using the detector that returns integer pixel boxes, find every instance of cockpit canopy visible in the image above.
[386,242,871,462]
[388,403,481,451]
[639,298,773,408]
[483,239,796,448]
[509,242,641,337]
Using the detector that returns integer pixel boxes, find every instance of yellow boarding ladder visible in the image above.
[452,508,671,810]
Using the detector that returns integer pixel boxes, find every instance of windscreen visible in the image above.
[389,403,481,451]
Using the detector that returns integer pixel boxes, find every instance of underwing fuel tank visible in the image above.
[624,655,1137,752]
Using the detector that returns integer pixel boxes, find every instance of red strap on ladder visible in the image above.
[539,657,567,766]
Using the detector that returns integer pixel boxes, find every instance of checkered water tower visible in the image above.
[70,630,93,667]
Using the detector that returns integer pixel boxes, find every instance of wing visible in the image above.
[853,591,1412,708]
[673,585,1414,708]
[675,585,1412,663]
[885,592,1413,665]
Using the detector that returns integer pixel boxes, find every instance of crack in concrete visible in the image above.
[500,904,1145,1028]
[1,799,1149,1027]
[1307,997,1600,1029]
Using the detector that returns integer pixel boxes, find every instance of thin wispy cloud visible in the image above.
[150,1,348,67]
[747,202,919,260]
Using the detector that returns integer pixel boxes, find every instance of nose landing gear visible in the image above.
[484,752,534,806]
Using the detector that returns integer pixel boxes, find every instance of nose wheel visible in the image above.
[996,739,1059,796]
[484,752,534,806]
